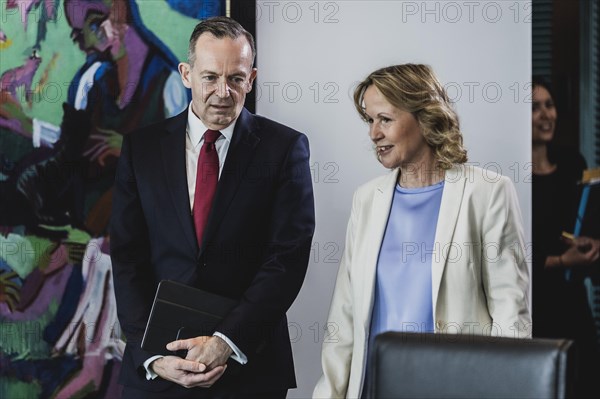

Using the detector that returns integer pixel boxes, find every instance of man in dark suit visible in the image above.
[110,16,315,398]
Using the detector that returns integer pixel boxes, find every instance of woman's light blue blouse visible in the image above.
[369,180,444,339]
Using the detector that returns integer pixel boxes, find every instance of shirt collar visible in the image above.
[186,102,236,146]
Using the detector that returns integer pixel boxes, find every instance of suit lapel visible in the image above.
[161,111,198,254]
[431,165,467,314]
[199,108,260,256]
[360,170,398,330]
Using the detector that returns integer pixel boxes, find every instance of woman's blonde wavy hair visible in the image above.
[354,64,467,169]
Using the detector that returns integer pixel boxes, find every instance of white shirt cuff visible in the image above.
[214,332,248,364]
[143,355,164,380]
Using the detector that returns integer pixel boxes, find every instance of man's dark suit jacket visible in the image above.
[110,108,315,396]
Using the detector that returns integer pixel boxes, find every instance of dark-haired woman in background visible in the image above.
[531,77,600,397]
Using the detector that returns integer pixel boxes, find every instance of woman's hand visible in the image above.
[547,236,600,268]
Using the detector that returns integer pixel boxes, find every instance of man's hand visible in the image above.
[150,355,226,388]
[168,335,233,370]
[151,336,233,388]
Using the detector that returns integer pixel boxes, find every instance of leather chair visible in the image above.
[367,332,575,398]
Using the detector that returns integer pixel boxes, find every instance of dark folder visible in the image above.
[141,280,238,355]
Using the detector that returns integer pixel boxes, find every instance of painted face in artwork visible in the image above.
[66,2,121,58]
[178,34,257,130]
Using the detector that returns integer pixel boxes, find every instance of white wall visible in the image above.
[256,1,531,397]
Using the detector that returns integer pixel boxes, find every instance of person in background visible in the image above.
[110,16,315,398]
[531,76,600,398]
[314,64,530,399]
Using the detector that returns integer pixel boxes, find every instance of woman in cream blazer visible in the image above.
[314,65,531,399]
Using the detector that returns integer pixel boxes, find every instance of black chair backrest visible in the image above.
[368,332,574,399]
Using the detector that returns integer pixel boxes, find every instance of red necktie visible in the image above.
[193,129,221,246]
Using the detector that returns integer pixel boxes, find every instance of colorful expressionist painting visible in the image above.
[0,1,229,397]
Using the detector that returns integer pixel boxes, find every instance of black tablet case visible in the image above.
[141,280,238,355]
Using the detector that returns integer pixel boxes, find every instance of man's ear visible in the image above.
[246,68,257,93]
[178,62,192,89]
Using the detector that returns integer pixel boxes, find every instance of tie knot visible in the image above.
[204,129,221,144]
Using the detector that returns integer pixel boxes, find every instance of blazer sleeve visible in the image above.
[313,191,360,399]
[214,133,316,355]
[109,134,161,371]
[481,176,532,338]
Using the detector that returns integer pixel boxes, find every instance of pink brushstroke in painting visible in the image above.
[6,0,57,29]
[0,52,42,102]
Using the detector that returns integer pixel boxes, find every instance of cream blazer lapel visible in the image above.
[357,170,398,331]
[431,166,467,320]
